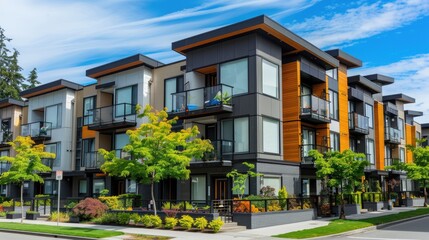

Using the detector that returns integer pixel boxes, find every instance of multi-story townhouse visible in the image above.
[19,79,82,198]
[0,98,25,197]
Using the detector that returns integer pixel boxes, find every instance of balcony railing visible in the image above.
[300,95,330,123]
[348,88,364,101]
[384,158,402,167]
[41,158,54,168]
[85,103,137,131]
[81,151,105,169]
[21,122,52,141]
[0,161,11,174]
[193,140,233,166]
[0,130,13,146]
[169,84,233,119]
[349,112,369,135]
[301,144,330,164]
[385,127,401,144]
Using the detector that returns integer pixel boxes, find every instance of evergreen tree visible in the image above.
[23,68,40,90]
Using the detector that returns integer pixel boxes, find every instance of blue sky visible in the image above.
[1,0,429,121]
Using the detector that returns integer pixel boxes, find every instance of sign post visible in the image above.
[56,170,63,226]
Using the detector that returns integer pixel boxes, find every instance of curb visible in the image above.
[0,228,97,240]
[376,213,429,229]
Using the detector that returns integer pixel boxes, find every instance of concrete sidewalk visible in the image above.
[0,207,417,240]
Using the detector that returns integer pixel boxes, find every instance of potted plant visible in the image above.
[6,211,21,219]
[39,126,49,136]
[25,210,39,220]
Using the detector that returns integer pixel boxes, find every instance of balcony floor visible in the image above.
[300,114,331,124]
[87,121,137,132]
[169,105,233,119]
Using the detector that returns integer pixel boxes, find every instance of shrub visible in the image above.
[260,185,276,197]
[208,217,224,233]
[162,201,179,210]
[233,199,259,213]
[117,212,131,225]
[178,201,194,211]
[99,189,109,197]
[48,211,70,222]
[150,215,162,228]
[164,217,178,229]
[163,209,178,218]
[72,198,108,221]
[278,186,288,210]
[141,215,152,227]
[179,215,194,230]
[130,213,141,224]
[193,217,208,231]
[98,196,121,210]
[1,200,14,207]
[118,193,142,208]
[35,194,51,206]
[0,212,6,217]
[95,212,116,224]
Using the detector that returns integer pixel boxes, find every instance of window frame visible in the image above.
[45,104,62,129]
[260,175,282,196]
[365,104,374,129]
[262,117,280,154]
[164,75,184,112]
[45,142,61,167]
[400,147,406,163]
[221,117,249,154]
[329,90,339,120]
[261,58,279,99]
[398,118,405,139]
[220,58,249,96]
[366,139,375,165]
[115,85,137,117]
[83,96,96,125]
[330,132,340,151]
[190,174,207,201]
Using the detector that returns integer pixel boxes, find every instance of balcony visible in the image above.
[349,112,369,135]
[348,88,364,101]
[21,122,52,141]
[81,151,105,170]
[0,130,13,147]
[0,161,10,174]
[169,84,233,119]
[192,140,233,167]
[85,103,137,131]
[41,158,54,168]
[385,127,401,145]
[301,144,330,164]
[300,95,330,123]
[384,158,402,167]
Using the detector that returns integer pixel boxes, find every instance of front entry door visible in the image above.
[117,180,125,195]
[214,178,228,200]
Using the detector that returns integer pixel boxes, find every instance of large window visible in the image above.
[45,104,62,129]
[365,104,374,128]
[366,139,375,165]
[263,117,280,154]
[115,85,137,116]
[261,176,281,195]
[222,117,249,153]
[83,96,96,125]
[164,76,184,112]
[220,58,248,95]
[45,143,61,167]
[115,133,129,158]
[262,59,279,98]
[330,132,340,151]
[399,118,404,139]
[400,147,406,163]
[326,68,338,80]
[44,180,58,195]
[126,179,137,193]
[79,180,87,195]
[329,90,338,120]
[191,175,206,201]
[93,179,105,196]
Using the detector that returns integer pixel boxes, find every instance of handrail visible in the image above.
[20,121,52,138]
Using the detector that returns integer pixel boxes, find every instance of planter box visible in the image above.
[363,202,384,211]
[110,210,219,221]
[405,198,425,207]
[6,213,22,219]
[383,201,393,210]
[69,216,80,223]
[331,204,360,216]
[232,209,316,229]
[25,212,40,220]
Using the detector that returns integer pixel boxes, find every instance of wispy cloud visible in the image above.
[353,53,429,123]
[289,0,429,48]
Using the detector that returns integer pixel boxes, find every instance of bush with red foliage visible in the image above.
[72,198,108,220]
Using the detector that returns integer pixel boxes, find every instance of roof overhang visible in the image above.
[20,79,82,99]
[365,74,394,86]
[348,75,382,94]
[0,98,26,108]
[86,54,164,79]
[383,94,415,104]
[405,110,423,117]
[172,15,339,68]
[325,49,362,69]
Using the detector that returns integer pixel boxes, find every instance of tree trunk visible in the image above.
[424,182,427,207]
[20,182,24,223]
[151,178,157,216]
[339,194,346,220]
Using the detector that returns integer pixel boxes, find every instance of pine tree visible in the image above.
[23,68,40,90]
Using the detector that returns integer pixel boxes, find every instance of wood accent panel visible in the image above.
[338,64,349,151]
[312,75,330,149]
[374,102,385,170]
[405,124,415,163]
[88,61,143,78]
[82,126,96,139]
[282,61,301,162]
[196,65,217,74]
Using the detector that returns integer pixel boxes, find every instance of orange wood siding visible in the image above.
[338,64,349,151]
[82,126,96,139]
[312,76,330,149]
[282,61,301,162]
[374,102,385,170]
[405,124,415,163]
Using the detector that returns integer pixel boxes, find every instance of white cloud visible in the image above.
[289,0,429,48]
[353,53,429,123]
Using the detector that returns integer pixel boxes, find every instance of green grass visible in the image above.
[0,222,124,238]
[274,207,429,239]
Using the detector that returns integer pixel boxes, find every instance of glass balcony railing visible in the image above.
[170,84,233,117]
[349,112,369,134]
[85,103,137,130]
[0,161,11,174]
[81,151,105,169]
[21,121,52,140]
[300,95,330,123]
[202,140,234,161]
[41,158,54,168]
[384,158,402,167]
[0,130,13,145]
[301,144,330,163]
[385,127,401,144]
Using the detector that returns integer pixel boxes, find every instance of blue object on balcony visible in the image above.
[207,98,220,106]
[187,104,199,111]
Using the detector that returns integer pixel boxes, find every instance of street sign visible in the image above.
[56,170,63,180]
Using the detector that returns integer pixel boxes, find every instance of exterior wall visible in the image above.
[374,101,385,170]
[338,64,349,151]
[405,124,414,163]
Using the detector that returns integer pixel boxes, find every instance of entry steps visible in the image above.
[222,222,247,232]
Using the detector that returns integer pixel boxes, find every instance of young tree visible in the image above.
[99,105,213,215]
[0,136,55,223]
[226,162,262,199]
[310,149,368,219]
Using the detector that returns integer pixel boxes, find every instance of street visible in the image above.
[320,216,429,240]
[0,232,70,240]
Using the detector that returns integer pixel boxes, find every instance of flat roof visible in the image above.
[365,74,394,86]
[383,94,415,104]
[20,79,83,99]
[325,49,362,69]
[421,123,429,128]
[405,110,423,117]
[0,98,26,108]
[172,15,339,68]
[86,54,164,79]
[348,75,382,94]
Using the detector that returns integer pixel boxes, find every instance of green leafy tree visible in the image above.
[0,136,55,223]
[226,162,262,199]
[310,149,368,219]
[99,105,213,215]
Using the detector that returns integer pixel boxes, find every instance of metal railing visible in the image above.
[300,94,330,121]
[81,151,104,169]
[301,144,330,163]
[384,158,402,167]
[349,112,369,134]
[41,158,54,168]
[0,130,13,144]
[385,127,401,144]
[85,103,137,127]
[170,84,233,113]
[21,121,52,139]
[201,140,234,161]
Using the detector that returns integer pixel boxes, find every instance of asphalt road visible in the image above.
[321,215,429,240]
[0,232,70,240]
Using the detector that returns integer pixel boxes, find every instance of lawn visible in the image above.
[0,222,124,238]
[274,207,429,239]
